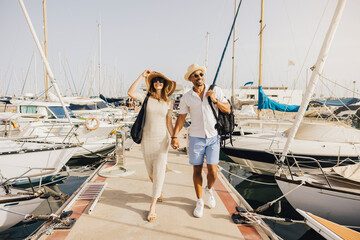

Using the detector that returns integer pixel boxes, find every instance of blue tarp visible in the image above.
[258,86,304,112]
[310,98,360,107]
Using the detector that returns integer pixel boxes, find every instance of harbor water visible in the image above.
[219,152,327,240]
[0,160,101,240]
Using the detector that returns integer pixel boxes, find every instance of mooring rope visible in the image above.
[218,165,277,186]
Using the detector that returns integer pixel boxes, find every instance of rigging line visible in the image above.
[65,57,79,96]
[212,0,243,85]
[61,57,74,96]
[277,0,331,119]
[21,52,35,95]
[218,165,277,185]
[318,76,360,122]
[5,70,14,95]
[319,73,360,96]
[79,61,92,96]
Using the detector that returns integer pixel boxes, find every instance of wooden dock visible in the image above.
[38,137,277,240]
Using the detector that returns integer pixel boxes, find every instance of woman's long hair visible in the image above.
[149,77,171,103]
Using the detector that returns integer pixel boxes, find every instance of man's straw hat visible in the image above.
[184,63,206,81]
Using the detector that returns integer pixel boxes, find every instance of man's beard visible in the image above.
[194,80,204,87]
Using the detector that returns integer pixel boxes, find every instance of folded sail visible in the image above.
[257,86,304,112]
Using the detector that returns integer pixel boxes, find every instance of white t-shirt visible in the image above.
[178,84,227,138]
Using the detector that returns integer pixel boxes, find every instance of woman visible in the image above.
[128,70,176,222]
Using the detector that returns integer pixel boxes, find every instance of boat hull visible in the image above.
[221,146,357,175]
[276,177,360,227]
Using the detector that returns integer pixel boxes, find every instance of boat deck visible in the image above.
[38,136,275,240]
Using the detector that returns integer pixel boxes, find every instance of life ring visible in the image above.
[85,117,100,131]
[134,106,140,113]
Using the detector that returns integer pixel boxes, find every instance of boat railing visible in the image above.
[267,150,332,187]
[1,168,56,192]
[21,121,86,144]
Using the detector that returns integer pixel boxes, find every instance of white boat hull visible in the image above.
[276,177,360,227]
[0,188,45,232]
[0,143,77,180]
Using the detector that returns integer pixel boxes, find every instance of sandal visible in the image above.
[147,212,157,222]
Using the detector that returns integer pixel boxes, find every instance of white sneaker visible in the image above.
[205,186,216,208]
[193,199,204,218]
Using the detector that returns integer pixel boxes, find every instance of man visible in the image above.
[171,63,230,218]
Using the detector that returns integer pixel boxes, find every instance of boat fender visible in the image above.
[10,120,19,129]
[85,117,100,131]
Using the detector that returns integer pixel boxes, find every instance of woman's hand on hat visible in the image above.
[142,70,152,78]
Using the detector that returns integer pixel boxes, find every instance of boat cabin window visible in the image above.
[69,104,96,111]
[247,94,256,99]
[48,106,76,119]
[20,105,56,119]
[20,105,37,114]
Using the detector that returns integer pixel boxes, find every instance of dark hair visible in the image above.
[149,77,170,103]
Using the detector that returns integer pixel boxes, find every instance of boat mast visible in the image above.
[43,0,49,100]
[257,0,264,119]
[205,32,210,69]
[34,52,37,99]
[98,23,102,96]
[231,0,238,103]
[19,0,73,124]
[280,0,347,163]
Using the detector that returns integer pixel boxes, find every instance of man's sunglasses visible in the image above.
[192,72,204,78]
[152,78,165,84]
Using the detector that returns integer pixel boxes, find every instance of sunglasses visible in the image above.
[192,72,204,78]
[152,78,165,84]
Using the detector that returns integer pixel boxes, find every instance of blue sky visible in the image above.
[1,0,359,98]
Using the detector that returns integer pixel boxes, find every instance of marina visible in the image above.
[1,0,360,239]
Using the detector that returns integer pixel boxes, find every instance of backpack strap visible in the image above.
[207,84,219,121]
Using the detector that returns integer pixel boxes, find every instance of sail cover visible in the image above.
[310,98,360,106]
[257,86,303,112]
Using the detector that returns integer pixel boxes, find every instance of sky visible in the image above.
[1,0,360,98]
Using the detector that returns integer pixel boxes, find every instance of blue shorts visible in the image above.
[188,135,220,165]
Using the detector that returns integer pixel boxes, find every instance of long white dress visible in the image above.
[135,93,172,198]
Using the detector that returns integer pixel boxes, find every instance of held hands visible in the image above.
[206,90,218,104]
[171,138,180,149]
[142,70,153,78]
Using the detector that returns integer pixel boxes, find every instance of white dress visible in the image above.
[135,93,172,198]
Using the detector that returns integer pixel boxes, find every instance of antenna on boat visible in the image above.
[18,0,73,124]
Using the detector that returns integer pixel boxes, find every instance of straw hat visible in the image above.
[184,63,206,81]
[145,72,176,96]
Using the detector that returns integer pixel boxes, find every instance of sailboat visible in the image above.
[0,186,48,232]
[221,0,360,175]
[274,0,360,228]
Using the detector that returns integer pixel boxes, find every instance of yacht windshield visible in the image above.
[69,104,96,111]
[48,106,76,119]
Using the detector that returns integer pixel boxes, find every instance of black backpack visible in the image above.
[207,84,235,146]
